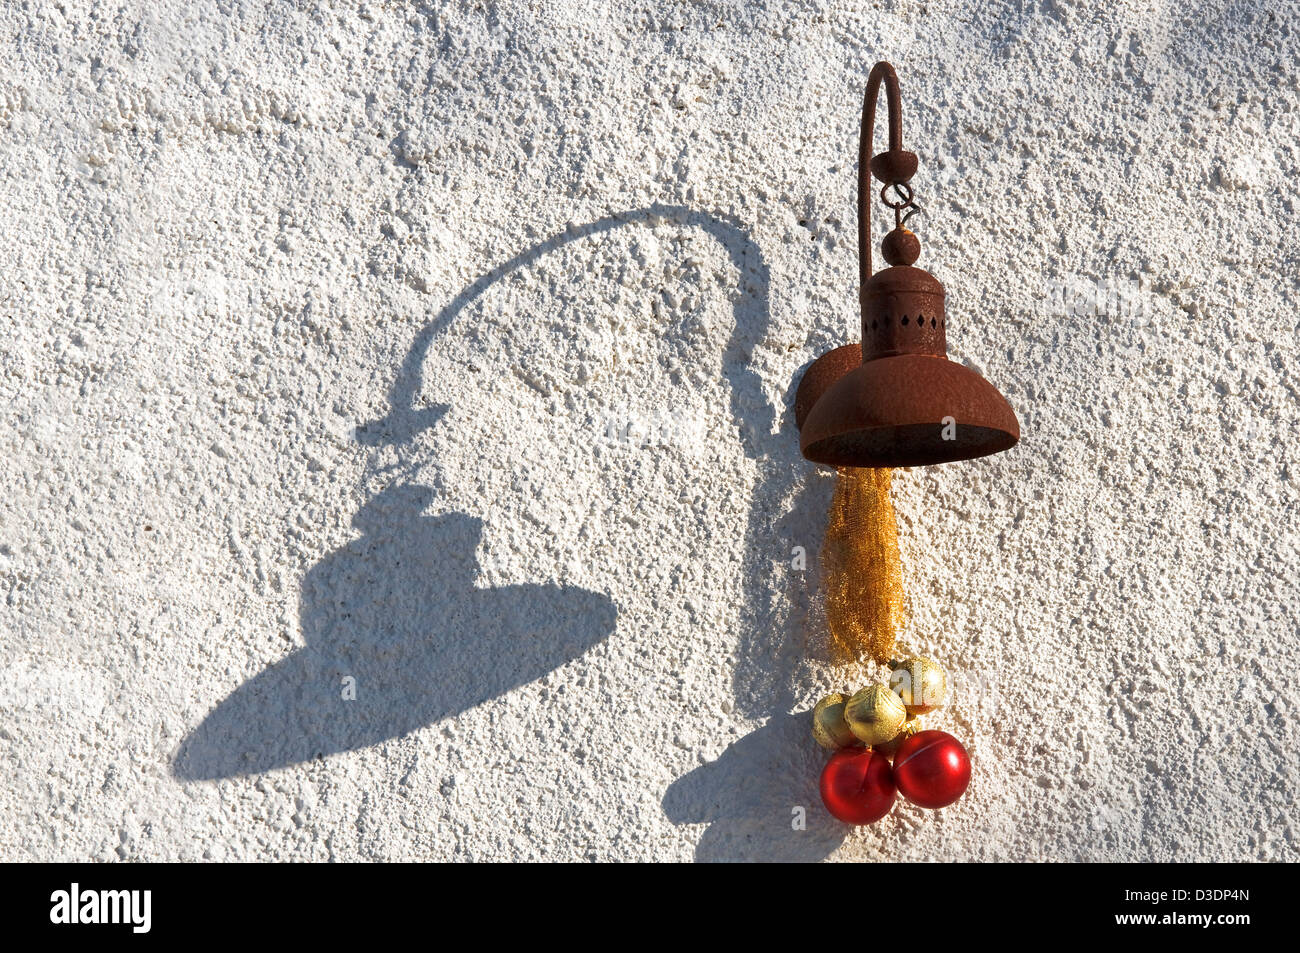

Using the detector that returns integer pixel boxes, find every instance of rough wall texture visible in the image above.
[1,0,1296,862]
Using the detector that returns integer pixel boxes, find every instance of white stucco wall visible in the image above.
[1,0,1295,861]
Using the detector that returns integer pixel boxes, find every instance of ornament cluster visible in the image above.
[811,656,971,824]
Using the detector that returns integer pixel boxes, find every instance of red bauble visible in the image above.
[819,747,896,824]
[892,730,971,808]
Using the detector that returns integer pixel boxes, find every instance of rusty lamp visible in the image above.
[795,62,1019,467]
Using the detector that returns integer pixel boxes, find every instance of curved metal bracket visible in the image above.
[859,62,918,290]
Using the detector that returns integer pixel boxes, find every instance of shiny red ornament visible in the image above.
[819,747,896,824]
[892,729,971,808]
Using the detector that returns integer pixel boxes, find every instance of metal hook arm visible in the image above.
[859,61,907,291]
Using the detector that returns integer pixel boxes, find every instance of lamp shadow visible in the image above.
[174,204,832,860]
[173,482,615,780]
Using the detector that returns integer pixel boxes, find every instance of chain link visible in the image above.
[880,181,921,228]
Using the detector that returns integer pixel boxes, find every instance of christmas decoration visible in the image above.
[819,747,897,825]
[889,656,947,715]
[801,62,1018,827]
[811,692,861,750]
[871,716,919,761]
[843,683,907,747]
[892,730,971,809]
[822,467,907,666]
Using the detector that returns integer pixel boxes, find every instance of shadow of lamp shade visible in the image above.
[795,61,1019,468]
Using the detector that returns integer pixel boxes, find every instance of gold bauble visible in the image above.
[889,656,947,715]
[811,692,860,750]
[871,716,919,760]
[843,684,907,747]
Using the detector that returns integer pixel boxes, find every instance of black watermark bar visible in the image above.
[10,863,1268,941]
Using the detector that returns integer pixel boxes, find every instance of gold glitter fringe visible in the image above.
[822,467,908,666]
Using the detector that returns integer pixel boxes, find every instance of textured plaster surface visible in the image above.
[1,0,1296,861]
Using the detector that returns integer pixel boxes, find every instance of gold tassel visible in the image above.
[822,467,908,665]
